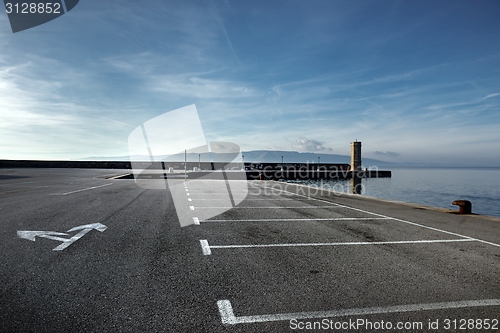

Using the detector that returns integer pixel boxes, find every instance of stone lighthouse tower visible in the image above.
[350,141,362,171]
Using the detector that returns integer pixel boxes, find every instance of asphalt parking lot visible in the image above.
[1,168,499,332]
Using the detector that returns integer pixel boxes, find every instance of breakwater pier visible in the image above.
[244,163,391,180]
[0,160,390,180]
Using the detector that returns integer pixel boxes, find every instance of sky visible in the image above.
[1,0,499,166]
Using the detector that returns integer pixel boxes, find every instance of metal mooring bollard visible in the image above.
[452,200,472,214]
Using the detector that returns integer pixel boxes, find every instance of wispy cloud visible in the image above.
[208,0,241,68]
[372,151,401,158]
[484,92,500,99]
[152,75,257,99]
[1,1,499,165]
[0,55,139,159]
[292,137,334,153]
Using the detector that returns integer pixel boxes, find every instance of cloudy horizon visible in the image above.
[1,1,499,166]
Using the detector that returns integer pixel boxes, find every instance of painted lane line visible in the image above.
[253,183,500,248]
[204,217,391,223]
[389,217,500,248]
[194,206,339,209]
[463,238,500,248]
[201,239,474,255]
[187,198,297,201]
[190,206,195,211]
[107,173,131,179]
[193,217,200,225]
[217,299,500,325]
[188,198,192,201]
[200,239,211,255]
[186,193,190,196]
[54,183,113,195]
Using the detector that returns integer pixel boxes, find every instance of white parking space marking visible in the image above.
[203,217,390,223]
[53,183,113,195]
[252,183,500,248]
[200,239,211,255]
[189,198,297,201]
[201,238,474,255]
[217,299,500,325]
[195,206,338,209]
[193,217,200,225]
[200,182,500,326]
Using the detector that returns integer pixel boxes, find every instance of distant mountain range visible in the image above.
[240,150,395,166]
[80,150,397,167]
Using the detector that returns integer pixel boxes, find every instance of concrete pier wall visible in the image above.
[0,160,391,180]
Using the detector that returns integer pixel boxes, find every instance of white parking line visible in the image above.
[203,217,390,223]
[217,299,500,325]
[200,240,211,255]
[53,183,113,195]
[200,238,475,255]
[194,206,338,209]
[188,198,297,201]
[106,173,131,180]
[252,183,500,248]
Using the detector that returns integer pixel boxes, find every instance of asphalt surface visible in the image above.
[0,168,499,332]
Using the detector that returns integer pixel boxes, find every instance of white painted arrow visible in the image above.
[67,223,107,233]
[17,231,69,242]
[17,223,107,251]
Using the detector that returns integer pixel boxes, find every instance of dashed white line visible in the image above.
[193,217,200,225]
[190,206,195,211]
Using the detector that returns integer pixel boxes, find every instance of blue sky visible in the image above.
[1,0,499,166]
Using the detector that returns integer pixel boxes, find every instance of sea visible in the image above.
[286,167,500,218]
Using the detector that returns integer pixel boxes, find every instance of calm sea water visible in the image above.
[287,167,500,218]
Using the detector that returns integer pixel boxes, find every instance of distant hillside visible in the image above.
[241,150,395,166]
[80,150,396,167]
